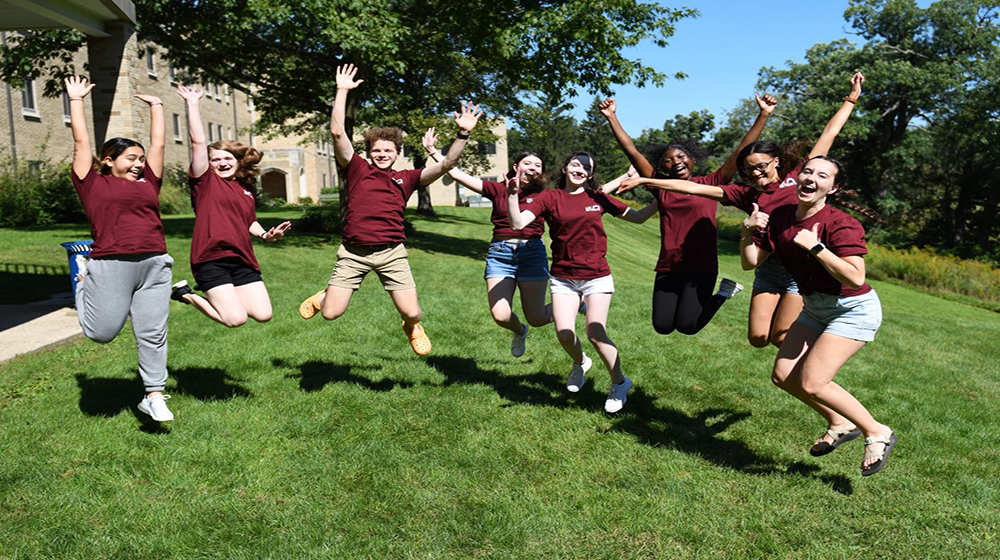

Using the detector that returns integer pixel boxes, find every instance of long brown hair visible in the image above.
[209,140,263,189]
[805,156,885,224]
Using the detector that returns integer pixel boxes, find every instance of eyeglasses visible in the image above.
[745,158,777,174]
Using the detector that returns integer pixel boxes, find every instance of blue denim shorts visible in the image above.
[484,238,550,282]
[797,289,882,342]
[753,258,800,295]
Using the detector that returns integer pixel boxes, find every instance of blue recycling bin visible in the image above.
[61,240,93,296]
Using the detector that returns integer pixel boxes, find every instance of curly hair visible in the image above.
[209,140,263,189]
[97,137,145,175]
[804,156,884,224]
[642,141,709,178]
[363,127,404,153]
[549,151,599,191]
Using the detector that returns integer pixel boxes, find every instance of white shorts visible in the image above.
[549,275,615,297]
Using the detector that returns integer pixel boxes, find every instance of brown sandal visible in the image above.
[404,322,432,356]
[299,290,325,319]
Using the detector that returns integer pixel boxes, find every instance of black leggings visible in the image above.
[652,272,726,335]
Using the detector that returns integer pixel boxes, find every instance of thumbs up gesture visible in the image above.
[793,222,821,250]
[743,203,769,232]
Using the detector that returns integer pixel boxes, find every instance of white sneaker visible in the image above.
[138,394,174,422]
[605,376,633,413]
[510,323,529,358]
[566,354,592,392]
[716,278,743,299]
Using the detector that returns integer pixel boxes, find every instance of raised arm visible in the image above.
[599,165,637,194]
[65,76,95,179]
[420,102,482,185]
[177,86,208,176]
[809,72,864,159]
[331,64,364,167]
[134,94,165,178]
[792,223,866,288]
[617,177,726,202]
[422,127,484,194]
[249,220,292,243]
[718,94,777,182]
[600,99,655,178]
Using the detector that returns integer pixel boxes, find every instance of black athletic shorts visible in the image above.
[192,258,262,291]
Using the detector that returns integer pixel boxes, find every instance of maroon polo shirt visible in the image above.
[520,188,629,280]
[72,166,166,258]
[340,153,423,245]
[189,170,260,272]
[759,205,871,297]
[480,180,545,239]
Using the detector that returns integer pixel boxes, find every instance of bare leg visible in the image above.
[389,288,422,326]
[235,281,273,323]
[748,290,780,348]
[518,280,552,328]
[183,284,248,328]
[772,323,850,428]
[582,292,624,384]
[320,285,355,321]
[486,277,523,334]
[551,292,584,364]
[769,293,804,347]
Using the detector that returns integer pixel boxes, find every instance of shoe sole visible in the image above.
[810,428,863,457]
[299,290,324,319]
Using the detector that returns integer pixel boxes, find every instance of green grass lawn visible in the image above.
[1,207,998,559]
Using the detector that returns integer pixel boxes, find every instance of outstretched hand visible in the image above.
[793,222,821,250]
[453,102,482,133]
[65,76,95,99]
[599,98,617,119]
[336,64,364,90]
[422,127,439,153]
[261,221,292,243]
[176,85,204,102]
[617,177,645,194]
[134,94,163,106]
[743,203,769,232]
[755,93,777,115]
[505,167,522,196]
[849,72,865,99]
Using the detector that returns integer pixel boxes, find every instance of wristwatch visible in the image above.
[810,242,826,255]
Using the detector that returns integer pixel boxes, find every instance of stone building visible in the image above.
[0,2,509,207]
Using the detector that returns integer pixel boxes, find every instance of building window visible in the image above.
[224,85,230,105]
[484,142,497,155]
[227,127,232,140]
[146,47,156,77]
[207,122,214,142]
[317,142,325,155]
[62,91,72,124]
[168,64,177,85]
[483,176,498,182]
[217,124,224,140]
[22,78,39,117]
[322,174,327,188]
[172,114,182,142]
[402,144,412,158]
[213,84,221,101]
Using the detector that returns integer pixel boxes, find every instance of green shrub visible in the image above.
[296,204,341,234]
[867,245,1000,303]
[0,160,85,227]
[159,163,193,215]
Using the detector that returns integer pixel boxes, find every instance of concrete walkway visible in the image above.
[0,293,83,364]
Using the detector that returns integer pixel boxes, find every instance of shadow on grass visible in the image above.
[170,366,252,401]
[610,386,854,495]
[405,230,488,261]
[274,358,406,393]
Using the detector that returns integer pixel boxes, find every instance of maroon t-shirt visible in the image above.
[719,159,807,246]
[341,153,424,245]
[480,180,545,239]
[521,189,629,280]
[759,205,871,297]
[189,170,260,272]
[649,168,727,273]
[72,166,166,258]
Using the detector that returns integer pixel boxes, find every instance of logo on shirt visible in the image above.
[525,198,534,203]
[243,190,254,198]
[585,205,602,212]
[779,177,798,188]
[393,178,404,185]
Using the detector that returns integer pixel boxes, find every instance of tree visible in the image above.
[506,93,582,173]
[2,1,698,216]
[578,96,631,184]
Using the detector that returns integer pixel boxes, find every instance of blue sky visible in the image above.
[562,1,883,134]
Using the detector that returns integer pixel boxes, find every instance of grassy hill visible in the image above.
[1,207,997,559]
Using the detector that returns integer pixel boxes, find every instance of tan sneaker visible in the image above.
[299,290,325,319]
[404,322,432,356]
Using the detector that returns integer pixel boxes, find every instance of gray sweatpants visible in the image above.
[76,254,173,392]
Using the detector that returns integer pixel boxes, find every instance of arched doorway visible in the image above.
[260,169,288,201]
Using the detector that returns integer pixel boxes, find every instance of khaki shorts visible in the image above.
[329,242,416,291]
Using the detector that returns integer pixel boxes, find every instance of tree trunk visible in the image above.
[411,152,436,217]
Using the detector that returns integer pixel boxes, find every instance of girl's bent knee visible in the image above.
[749,334,769,348]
